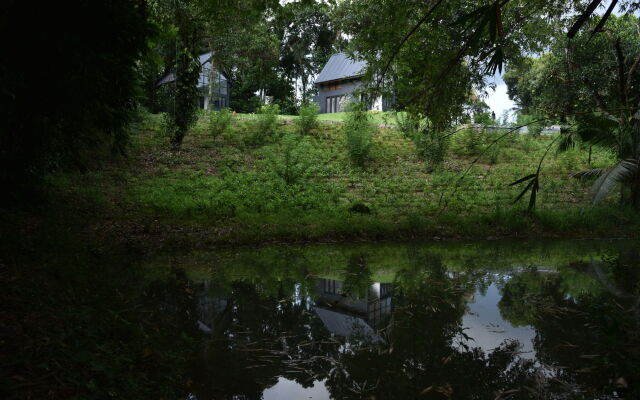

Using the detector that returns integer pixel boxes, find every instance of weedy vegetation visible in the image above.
[36,110,639,246]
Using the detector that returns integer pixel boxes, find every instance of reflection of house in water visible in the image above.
[195,281,231,334]
[313,279,393,342]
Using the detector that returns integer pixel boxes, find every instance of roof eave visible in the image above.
[315,74,365,86]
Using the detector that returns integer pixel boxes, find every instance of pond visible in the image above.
[143,239,640,399]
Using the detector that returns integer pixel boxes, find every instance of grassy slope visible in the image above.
[235,110,400,125]
[44,113,639,249]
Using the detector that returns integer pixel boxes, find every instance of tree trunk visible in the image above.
[633,172,640,209]
[207,41,215,111]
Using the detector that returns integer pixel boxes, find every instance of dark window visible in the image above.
[326,95,345,113]
[323,280,337,294]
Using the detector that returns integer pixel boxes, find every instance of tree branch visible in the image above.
[614,37,628,107]
[374,0,445,91]
[627,51,640,100]
[568,0,604,38]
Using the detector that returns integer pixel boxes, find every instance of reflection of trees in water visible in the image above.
[187,250,640,399]
[498,253,640,398]
[341,254,373,300]
[189,254,543,399]
[190,281,340,399]
[324,254,541,399]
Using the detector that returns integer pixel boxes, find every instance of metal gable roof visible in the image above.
[315,52,367,85]
[156,52,221,87]
[198,51,212,66]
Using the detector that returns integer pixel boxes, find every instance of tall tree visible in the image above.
[506,15,640,206]
[276,0,342,104]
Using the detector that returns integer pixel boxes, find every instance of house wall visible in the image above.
[316,79,393,114]
[199,63,230,110]
[316,79,362,113]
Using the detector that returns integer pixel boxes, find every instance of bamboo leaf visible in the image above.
[568,0,604,38]
[590,0,618,39]
[509,174,536,186]
[528,179,539,211]
[513,179,535,204]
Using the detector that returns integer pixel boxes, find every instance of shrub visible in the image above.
[462,127,482,154]
[486,134,501,164]
[415,129,449,168]
[268,134,317,185]
[256,104,280,137]
[344,105,375,166]
[159,112,178,139]
[396,112,421,141]
[244,104,280,147]
[208,108,233,137]
[296,102,319,135]
[242,104,281,147]
[397,112,448,168]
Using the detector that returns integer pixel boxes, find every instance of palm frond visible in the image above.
[575,114,618,149]
[591,159,638,204]
[570,167,607,180]
[576,127,616,147]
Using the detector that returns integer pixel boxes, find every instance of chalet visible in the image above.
[314,53,392,114]
[157,52,230,110]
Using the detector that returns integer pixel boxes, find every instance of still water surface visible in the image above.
[149,240,640,399]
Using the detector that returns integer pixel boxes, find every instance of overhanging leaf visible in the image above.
[570,167,607,180]
[528,179,539,211]
[513,178,536,204]
[568,0,604,38]
[509,174,536,186]
[591,159,638,204]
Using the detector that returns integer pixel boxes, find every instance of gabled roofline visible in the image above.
[315,74,365,86]
[314,52,368,85]
[156,51,227,87]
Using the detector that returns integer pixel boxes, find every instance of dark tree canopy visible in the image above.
[0,0,154,198]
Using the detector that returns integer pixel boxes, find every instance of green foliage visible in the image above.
[266,133,318,185]
[208,108,233,137]
[257,104,281,137]
[243,104,281,147]
[415,129,449,168]
[166,46,201,148]
[517,113,543,135]
[460,128,482,154]
[159,112,178,139]
[132,168,340,221]
[296,102,320,134]
[39,117,640,244]
[344,105,375,166]
[275,0,343,103]
[397,112,448,167]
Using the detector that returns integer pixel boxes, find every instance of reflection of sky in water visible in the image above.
[262,281,539,399]
[462,283,536,359]
[263,378,330,400]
